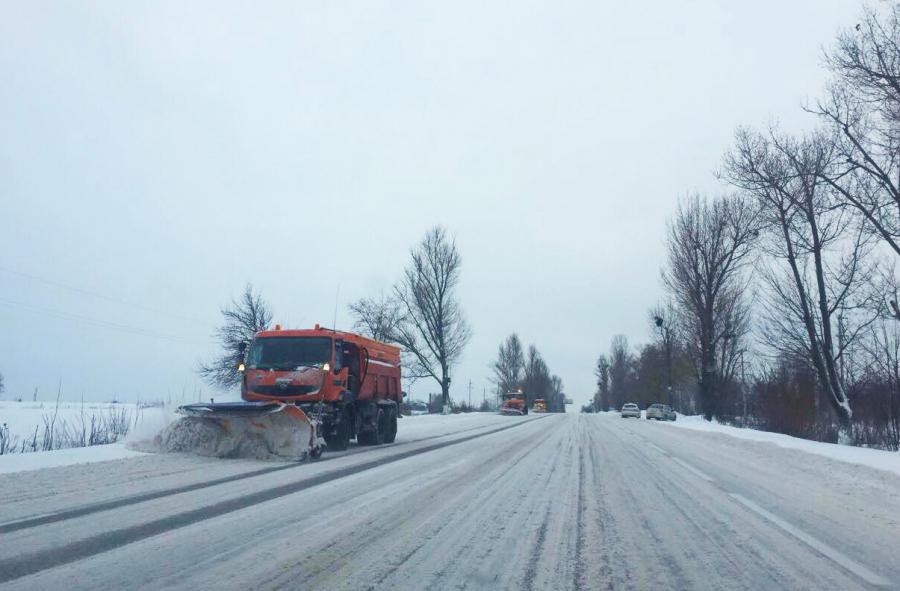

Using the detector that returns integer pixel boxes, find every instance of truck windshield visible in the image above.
[246,337,332,370]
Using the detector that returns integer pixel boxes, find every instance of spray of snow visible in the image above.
[150,414,312,461]
[125,404,180,449]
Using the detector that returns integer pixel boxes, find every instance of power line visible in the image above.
[0,265,214,328]
[0,296,210,346]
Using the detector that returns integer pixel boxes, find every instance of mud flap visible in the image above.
[158,402,325,461]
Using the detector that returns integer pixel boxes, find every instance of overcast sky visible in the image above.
[1,1,861,407]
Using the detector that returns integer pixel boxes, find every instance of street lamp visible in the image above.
[654,315,673,405]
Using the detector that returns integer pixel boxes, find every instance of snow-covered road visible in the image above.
[0,413,897,590]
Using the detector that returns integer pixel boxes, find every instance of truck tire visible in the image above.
[324,409,351,451]
[383,408,397,444]
[373,408,386,445]
[358,408,385,446]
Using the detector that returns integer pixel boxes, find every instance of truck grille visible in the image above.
[252,385,318,396]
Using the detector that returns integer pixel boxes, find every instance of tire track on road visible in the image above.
[521,430,570,591]
[279,430,552,591]
[0,418,535,534]
[0,416,552,585]
[605,415,893,588]
[573,433,587,591]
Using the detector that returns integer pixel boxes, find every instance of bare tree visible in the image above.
[594,354,611,411]
[491,333,525,395]
[549,374,565,412]
[649,302,679,404]
[198,284,272,389]
[550,374,563,396]
[0,371,4,397]
[393,227,472,406]
[348,292,427,385]
[523,344,552,405]
[608,335,631,410]
[662,194,758,420]
[814,5,900,270]
[862,315,900,449]
[348,293,403,342]
[724,127,880,427]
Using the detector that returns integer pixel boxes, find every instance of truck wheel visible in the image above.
[383,409,397,444]
[324,410,351,451]
[357,408,384,446]
[373,408,386,445]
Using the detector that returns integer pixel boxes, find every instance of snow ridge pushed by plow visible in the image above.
[154,413,314,461]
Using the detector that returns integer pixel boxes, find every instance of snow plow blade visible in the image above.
[498,408,525,416]
[157,401,325,461]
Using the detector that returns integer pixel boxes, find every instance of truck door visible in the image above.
[343,342,361,395]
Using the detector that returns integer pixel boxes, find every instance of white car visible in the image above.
[620,403,641,418]
[408,401,429,416]
[646,403,676,421]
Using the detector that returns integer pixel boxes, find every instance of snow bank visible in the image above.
[0,443,146,474]
[664,415,900,478]
[0,401,178,474]
[153,413,314,460]
[0,409,509,474]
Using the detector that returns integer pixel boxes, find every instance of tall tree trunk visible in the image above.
[805,202,852,427]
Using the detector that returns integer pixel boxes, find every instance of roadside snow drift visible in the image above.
[154,414,313,461]
[662,414,900,478]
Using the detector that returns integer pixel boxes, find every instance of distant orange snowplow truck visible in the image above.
[499,391,528,416]
[179,325,402,455]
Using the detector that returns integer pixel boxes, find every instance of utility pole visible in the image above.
[654,315,673,406]
[468,379,472,408]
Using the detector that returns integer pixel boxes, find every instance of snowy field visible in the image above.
[1,400,148,442]
[0,400,175,474]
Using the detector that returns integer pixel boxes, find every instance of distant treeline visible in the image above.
[589,3,900,451]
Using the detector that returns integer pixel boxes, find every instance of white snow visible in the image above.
[0,400,174,474]
[0,407,513,475]
[395,411,514,440]
[0,400,141,441]
[0,442,146,474]
[663,414,900,478]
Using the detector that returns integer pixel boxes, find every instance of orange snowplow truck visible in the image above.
[499,391,528,416]
[240,324,402,450]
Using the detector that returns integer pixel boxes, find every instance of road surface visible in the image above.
[1,413,898,590]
